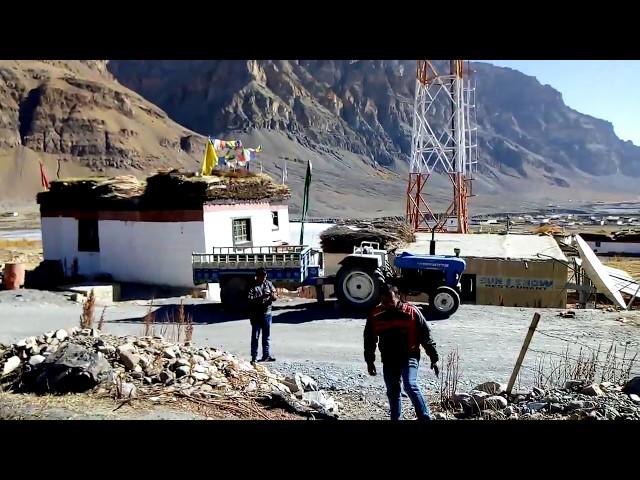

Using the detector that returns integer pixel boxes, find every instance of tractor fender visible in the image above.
[338,255,380,272]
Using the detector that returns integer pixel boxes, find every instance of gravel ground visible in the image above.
[1,291,639,420]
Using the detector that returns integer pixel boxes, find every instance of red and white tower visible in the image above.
[405,60,478,233]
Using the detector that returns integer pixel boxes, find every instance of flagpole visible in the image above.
[299,160,311,245]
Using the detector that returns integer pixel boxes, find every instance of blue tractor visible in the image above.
[334,241,466,318]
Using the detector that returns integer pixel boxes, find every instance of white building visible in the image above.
[38,174,291,288]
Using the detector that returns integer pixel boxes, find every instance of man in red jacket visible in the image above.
[364,283,439,420]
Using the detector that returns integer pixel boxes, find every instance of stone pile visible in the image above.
[448,379,640,420]
[0,328,338,419]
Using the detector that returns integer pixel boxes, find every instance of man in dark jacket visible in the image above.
[247,268,278,364]
[364,283,439,420]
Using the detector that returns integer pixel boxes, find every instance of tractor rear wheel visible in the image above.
[428,286,460,318]
[336,266,382,310]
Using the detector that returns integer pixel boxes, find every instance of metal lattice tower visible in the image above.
[406,60,478,233]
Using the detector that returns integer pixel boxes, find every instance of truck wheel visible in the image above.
[220,276,251,311]
[428,286,460,318]
[336,266,381,310]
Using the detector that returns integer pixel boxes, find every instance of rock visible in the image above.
[192,372,209,381]
[567,400,585,410]
[163,347,177,359]
[623,376,640,396]
[176,358,190,367]
[581,383,604,397]
[433,412,448,420]
[192,355,205,365]
[531,386,545,397]
[131,371,144,379]
[564,379,585,390]
[28,355,46,366]
[198,350,211,361]
[144,376,153,385]
[117,343,136,354]
[98,345,116,355]
[549,403,564,414]
[527,402,547,412]
[175,366,190,377]
[469,390,489,408]
[474,381,505,395]
[283,374,304,394]
[135,340,149,349]
[192,364,207,374]
[628,394,640,404]
[503,405,517,417]
[119,382,137,399]
[484,395,508,410]
[159,370,175,385]
[15,339,27,349]
[119,351,140,371]
[2,356,21,375]
[55,329,68,341]
[299,374,319,392]
[17,343,111,394]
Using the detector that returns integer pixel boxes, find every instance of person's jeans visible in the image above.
[250,312,272,360]
[383,357,431,420]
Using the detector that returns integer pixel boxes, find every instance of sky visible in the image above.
[482,60,640,145]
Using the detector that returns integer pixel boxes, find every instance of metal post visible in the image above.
[506,312,541,396]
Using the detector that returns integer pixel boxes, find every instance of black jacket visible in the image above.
[364,301,438,365]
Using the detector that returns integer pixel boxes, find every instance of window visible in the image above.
[232,218,252,245]
[272,211,279,230]
[595,241,601,247]
[78,219,99,252]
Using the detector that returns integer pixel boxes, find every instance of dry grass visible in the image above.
[79,289,96,329]
[533,340,638,388]
[141,299,194,344]
[602,256,640,280]
[0,238,43,267]
[439,348,461,409]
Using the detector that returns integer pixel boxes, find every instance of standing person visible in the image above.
[364,284,439,420]
[247,268,278,364]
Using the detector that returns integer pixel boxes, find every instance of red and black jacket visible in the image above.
[364,302,438,365]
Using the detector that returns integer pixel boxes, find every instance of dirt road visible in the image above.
[1,290,638,419]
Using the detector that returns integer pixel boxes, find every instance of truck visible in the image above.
[192,241,465,317]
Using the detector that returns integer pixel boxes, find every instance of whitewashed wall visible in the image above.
[588,241,640,255]
[41,217,206,287]
[203,203,290,251]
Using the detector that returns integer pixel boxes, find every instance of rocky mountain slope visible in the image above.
[0,60,204,206]
[1,60,639,216]
[108,60,640,182]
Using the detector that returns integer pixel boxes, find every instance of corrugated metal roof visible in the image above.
[397,233,567,262]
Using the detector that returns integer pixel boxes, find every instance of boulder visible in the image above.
[299,374,319,392]
[484,395,508,410]
[629,394,640,404]
[283,374,304,394]
[581,383,604,397]
[2,356,21,375]
[175,366,190,378]
[474,381,505,395]
[118,382,137,399]
[119,351,140,370]
[567,400,585,410]
[564,380,585,390]
[54,329,68,341]
[527,402,547,412]
[159,370,175,385]
[17,343,111,394]
[28,355,46,366]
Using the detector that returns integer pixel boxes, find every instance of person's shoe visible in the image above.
[250,357,257,366]
[260,356,276,362]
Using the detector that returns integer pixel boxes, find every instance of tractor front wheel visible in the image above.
[427,286,460,319]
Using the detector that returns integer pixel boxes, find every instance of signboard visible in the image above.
[478,276,554,290]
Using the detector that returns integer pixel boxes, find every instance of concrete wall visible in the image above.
[203,202,290,250]
[465,258,567,308]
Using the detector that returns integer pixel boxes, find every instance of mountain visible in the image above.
[107,60,640,211]
[1,60,639,216]
[0,60,205,207]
